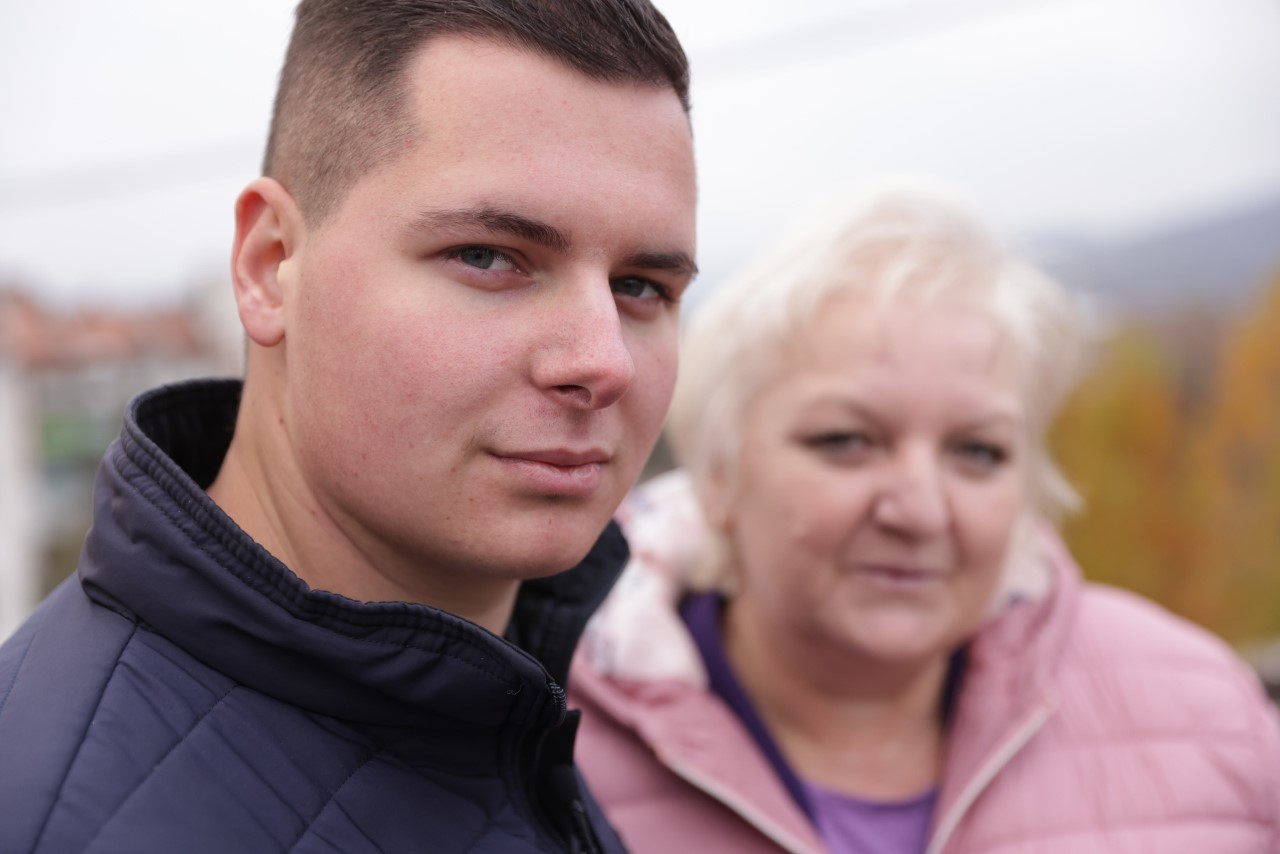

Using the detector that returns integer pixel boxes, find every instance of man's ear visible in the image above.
[230,177,304,348]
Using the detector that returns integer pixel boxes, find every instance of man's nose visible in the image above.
[533,280,636,411]
[870,448,950,538]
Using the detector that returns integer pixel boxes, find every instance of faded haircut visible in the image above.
[264,0,690,223]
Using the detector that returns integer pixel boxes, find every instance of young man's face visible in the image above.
[276,36,696,593]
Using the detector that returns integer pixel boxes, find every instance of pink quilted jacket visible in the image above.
[571,471,1280,853]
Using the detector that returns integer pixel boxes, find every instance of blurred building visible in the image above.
[0,283,240,640]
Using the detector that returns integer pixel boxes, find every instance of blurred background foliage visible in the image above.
[1052,268,1280,644]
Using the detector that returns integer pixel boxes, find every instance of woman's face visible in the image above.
[721,291,1027,666]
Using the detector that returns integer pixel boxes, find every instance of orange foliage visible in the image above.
[1051,271,1280,643]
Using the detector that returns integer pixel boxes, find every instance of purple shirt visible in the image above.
[803,781,936,854]
[680,592,937,854]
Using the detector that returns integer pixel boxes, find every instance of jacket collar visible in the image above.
[80,378,627,731]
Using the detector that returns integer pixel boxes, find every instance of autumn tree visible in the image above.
[1051,325,1199,617]
[1191,271,1280,640]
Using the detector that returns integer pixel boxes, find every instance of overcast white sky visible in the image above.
[2,0,1279,308]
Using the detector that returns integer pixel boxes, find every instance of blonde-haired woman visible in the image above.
[570,183,1280,853]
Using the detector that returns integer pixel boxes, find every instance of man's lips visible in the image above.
[498,448,610,467]
[491,448,610,496]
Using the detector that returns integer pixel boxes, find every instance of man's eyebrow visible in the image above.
[623,250,699,281]
[409,207,571,254]
[409,206,697,279]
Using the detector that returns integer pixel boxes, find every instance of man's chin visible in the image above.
[506,541,601,581]
[494,520,614,581]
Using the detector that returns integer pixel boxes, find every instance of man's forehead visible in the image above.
[403,32,687,117]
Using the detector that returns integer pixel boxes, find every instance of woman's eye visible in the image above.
[805,432,870,453]
[453,247,517,272]
[611,276,670,302]
[955,441,1007,469]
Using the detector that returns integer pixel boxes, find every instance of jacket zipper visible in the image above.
[524,680,607,854]
[925,695,1057,854]
[567,795,605,854]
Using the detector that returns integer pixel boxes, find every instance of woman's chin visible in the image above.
[826,611,962,667]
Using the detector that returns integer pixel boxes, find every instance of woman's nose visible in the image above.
[870,449,950,538]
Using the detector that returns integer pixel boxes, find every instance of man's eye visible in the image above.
[453,247,517,271]
[611,276,669,301]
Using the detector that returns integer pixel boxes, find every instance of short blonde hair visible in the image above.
[667,181,1091,586]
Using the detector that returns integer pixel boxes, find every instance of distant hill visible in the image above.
[1025,196,1280,317]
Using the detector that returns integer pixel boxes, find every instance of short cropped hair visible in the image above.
[668,181,1091,543]
[265,0,691,223]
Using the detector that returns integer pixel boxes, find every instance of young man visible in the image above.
[0,2,696,851]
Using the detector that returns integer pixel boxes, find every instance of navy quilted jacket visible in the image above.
[0,380,629,854]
